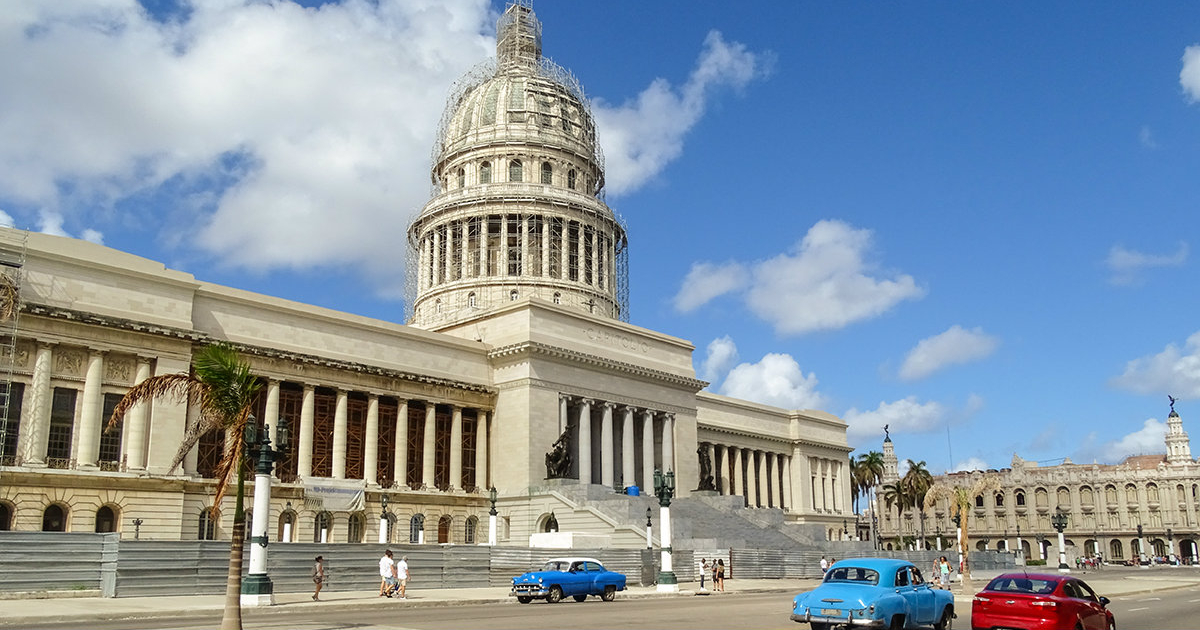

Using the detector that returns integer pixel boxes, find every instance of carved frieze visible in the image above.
[105,356,134,384]
[55,349,83,376]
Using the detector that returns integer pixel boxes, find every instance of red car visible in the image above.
[971,572,1115,630]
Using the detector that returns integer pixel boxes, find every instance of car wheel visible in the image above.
[602,585,616,602]
[934,607,953,630]
[810,624,830,630]
[517,596,532,604]
[889,615,905,630]
[1108,621,1116,630]
[546,586,563,604]
[573,594,588,602]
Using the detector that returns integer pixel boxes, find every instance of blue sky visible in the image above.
[3,1,1200,474]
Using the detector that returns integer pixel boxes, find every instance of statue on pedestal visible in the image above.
[545,426,573,479]
[696,445,716,491]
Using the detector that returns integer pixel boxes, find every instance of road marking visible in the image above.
[1129,607,1149,612]
[1189,598,1200,603]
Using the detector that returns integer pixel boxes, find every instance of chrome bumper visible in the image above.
[790,612,884,627]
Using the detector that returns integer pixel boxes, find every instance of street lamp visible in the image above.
[1036,534,1047,561]
[645,507,652,549]
[378,494,389,544]
[488,487,498,546]
[240,415,290,606]
[132,518,143,540]
[1137,524,1148,567]
[282,501,293,543]
[1168,527,1176,565]
[653,468,677,592]
[951,512,963,576]
[935,524,942,551]
[843,518,849,542]
[919,511,927,550]
[1051,507,1070,573]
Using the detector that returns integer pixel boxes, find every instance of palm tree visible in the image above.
[107,343,261,630]
[853,451,885,514]
[903,459,933,548]
[925,473,1000,587]
[881,481,913,548]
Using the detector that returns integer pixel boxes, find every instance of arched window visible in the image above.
[1057,487,1071,506]
[467,292,477,308]
[541,512,559,533]
[198,508,216,540]
[994,492,1004,507]
[0,501,11,531]
[314,511,331,543]
[384,513,397,544]
[1080,486,1094,506]
[509,290,519,301]
[348,513,365,543]
[541,162,552,184]
[435,298,443,314]
[1148,483,1160,503]
[278,509,296,543]
[1106,485,1118,504]
[974,495,984,508]
[95,505,117,533]
[508,159,523,182]
[552,292,561,304]
[1110,539,1123,560]
[457,168,466,189]
[479,161,492,184]
[409,514,425,544]
[43,504,67,532]
[438,514,452,543]
[1125,484,1138,506]
[567,169,576,190]
[465,516,478,545]
[1035,488,1048,508]
[1015,491,1026,506]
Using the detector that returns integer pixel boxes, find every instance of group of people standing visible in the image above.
[698,557,726,592]
[931,556,953,589]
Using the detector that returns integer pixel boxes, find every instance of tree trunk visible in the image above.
[219,461,248,630]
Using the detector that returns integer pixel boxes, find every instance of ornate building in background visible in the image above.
[0,2,852,547]
[877,404,1200,564]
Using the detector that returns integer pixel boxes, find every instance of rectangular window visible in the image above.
[434,408,451,491]
[377,398,398,488]
[98,392,124,467]
[406,405,424,488]
[346,395,367,480]
[462,411,477,491]
[311,389,336,478]
[0,382,24,464]
[46,387,78,465]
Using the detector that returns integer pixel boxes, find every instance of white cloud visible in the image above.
[593,30,770,197]
[1183,44,1200,103]
[674,262,747,312]
[673,220,924,335]
[1110,331,1200,398]
[700,335,738,383]
[1077,418,1168,464]
[842,396,946,444]
[1106,243,1187,285]
[898,325,999,381]
[1139,125,1158,149]
[718,353,826,410]
[950,457,989,473]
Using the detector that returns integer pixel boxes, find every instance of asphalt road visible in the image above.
[21,583,1200,630]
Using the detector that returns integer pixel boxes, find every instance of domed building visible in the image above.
[0,1,853,558]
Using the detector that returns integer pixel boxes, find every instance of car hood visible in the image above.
[513,571,559,583]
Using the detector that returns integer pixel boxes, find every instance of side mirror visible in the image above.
[1099,596,1110,607]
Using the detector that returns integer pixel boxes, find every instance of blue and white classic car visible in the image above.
[790,558,955,629]
[510,557,627,603]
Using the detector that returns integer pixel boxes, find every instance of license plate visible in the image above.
[821,608,842,616]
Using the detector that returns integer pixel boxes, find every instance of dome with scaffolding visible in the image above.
[407,0,628,329]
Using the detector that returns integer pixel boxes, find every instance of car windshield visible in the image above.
[541,561,570,572]
[824,566,879,585]
[984,576,1059,594]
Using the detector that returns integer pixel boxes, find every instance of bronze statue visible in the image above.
[545,425,573,479]
[884,423,890,440]
[696,445,716,491]
[1169,395,1178,413]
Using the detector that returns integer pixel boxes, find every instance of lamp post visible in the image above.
[1051,508,1070,573]
[1168,527,1176,565]
[488,487,498,546]
[1003,528,1009,553]
[843,518,849,542]
[132,518,143,540]
[378,494,389,544]
[240,415,290,606]
[935,524,942,551]
[1016,523,1022,562]
[952,512,963,577]
[282,501,293,543]
[653,469,677,592]
[1137,524,1148,567]
[872,513,879,550]
[981,536,991,551]
[645,507,652,549]
[919,512,927,550]
[1036,534,1047,561]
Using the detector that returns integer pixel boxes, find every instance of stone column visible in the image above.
[577,399,592,484]
[393,399,408,488]
[621,407,635,489]
[600,402,614,487]
[559,396,568,435]
[445,220,456,280]
[707,442,717,490]
[479,218,489,276]
[499,213,509,276]
[475,410,489,490]
[76,350,105,468]
[125,357,152,470]
[782,454,793,511]
[767,452,779,508]
[732,447,743,499]
[18,343,51,465]
[520,215,530,276]
[432,228,442,285]
[746,450,758,508]
[715,445,727,494]
[641,409,654,493]
[661,414,674,473]
[560,220,570,280]
[264,379,280,438]
[365,394,379,486]
[590,227,599,285]
[297,384,315,477]
[450,405,463,491]
[422,403,437,489]
[542,218,551,277]
[460,220,470,280]
[332,389,348,479]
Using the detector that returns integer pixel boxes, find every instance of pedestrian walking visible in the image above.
[312,555,325,601]
[716,559,725,591]
[938,556,951,589]
[820,555,828,574]
[698,557,708,591]
[396,554,410,599]
[379,550,397,597]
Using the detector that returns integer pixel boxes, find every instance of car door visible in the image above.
[586,561,604,594]
[566,561,587,596]
[893,567,918,624]
[1068,580,1107,629]
[908,567,936,623]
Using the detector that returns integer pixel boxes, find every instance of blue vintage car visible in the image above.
[510,557,627,603]
[790,558,955,629]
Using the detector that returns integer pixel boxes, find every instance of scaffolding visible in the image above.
[0,230,26,467]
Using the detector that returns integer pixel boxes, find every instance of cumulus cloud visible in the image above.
[718,353,826,410]
[842,396,947,444]
[1139,126,1158,149]
[594,31,771,196]
[1106,243,1188,285]
[674,262,748,312]
[898,325,999,381]
[674,220,924,335]
[1110,331,1200,398]
[1076,418,1168,464]
[700,335,738,383]
[1183,44,1200,103]
[950,457,989,473]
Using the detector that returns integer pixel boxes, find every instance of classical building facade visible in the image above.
[876,406,1200,564]
[0,2,852,548]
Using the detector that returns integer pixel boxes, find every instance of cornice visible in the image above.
[488,341,706,392]
[498,376,694,416]
[700,424,852,454]
[23,303,203,341]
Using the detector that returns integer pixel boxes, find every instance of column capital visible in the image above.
[600,401,616,410]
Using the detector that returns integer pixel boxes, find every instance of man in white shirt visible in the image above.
[379,550,397,597]
[820,555,829,574]
[395,555,410,599]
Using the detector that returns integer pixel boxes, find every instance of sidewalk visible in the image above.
[1,570,1197,627]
